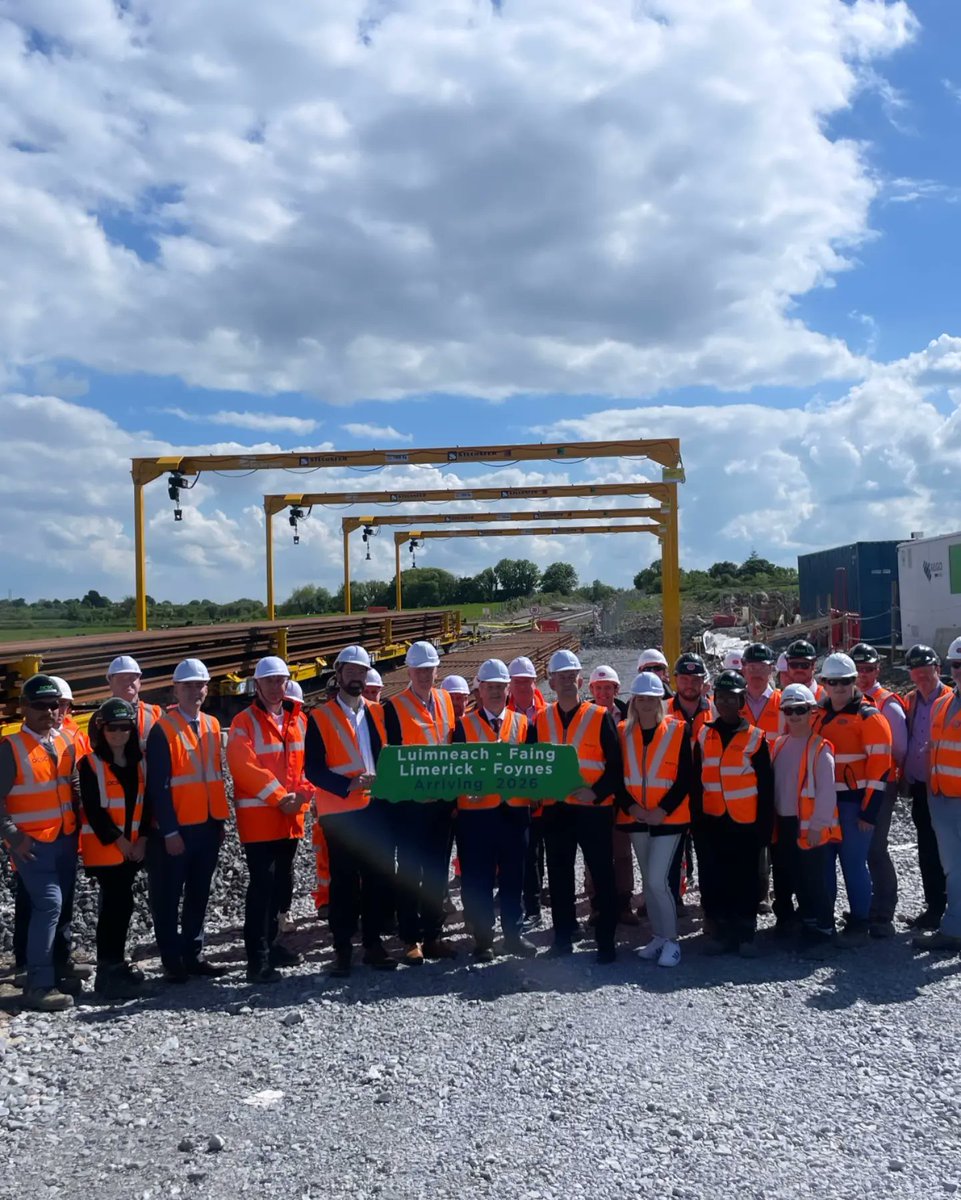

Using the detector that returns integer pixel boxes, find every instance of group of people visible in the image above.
[2,631,960,1011]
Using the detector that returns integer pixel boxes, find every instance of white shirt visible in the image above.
[338,695,374,773]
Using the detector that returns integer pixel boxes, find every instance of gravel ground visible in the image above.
[2,645,961,1199]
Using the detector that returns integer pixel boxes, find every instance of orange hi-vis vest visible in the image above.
[535,702,607,806]
[667,696,714,744]
[812,700,892,814]
[697,721,765,823]
[136,702,163,752]
[863,683,906,781]
[746,689,782,746]
[228,704,308,843]
[619,717,687,826]
[310,700,387,816]
[157,710,228,826]
[3,729,77,843]
[60,715,90,758]
[770,733,841,849]
[930,690,961,799]
[392,687,455,746]
[79,753,146,866]
[507,688,547,721]
[457,709,530,810]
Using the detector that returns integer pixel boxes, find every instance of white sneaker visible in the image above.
[636,937,667,961]
[657,940,681,969]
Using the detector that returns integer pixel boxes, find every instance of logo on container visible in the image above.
[923,560,944,581]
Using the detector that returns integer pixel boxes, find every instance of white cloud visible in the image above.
[162,407,319,434]
[0,0,917,402]
[341,422,412,443]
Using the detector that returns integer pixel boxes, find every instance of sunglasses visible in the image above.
[782,705,812,716]
[104,722,134,733]
[949,661,961,670]
[823,678,856,687]
[27,700,60,711]
[787,660,814,669]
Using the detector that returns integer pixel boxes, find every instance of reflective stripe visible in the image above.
[863,744,889,755]
[543,705,604,770]
[11,808,63,822]
[834,753,862,764]
[393,691,451,745]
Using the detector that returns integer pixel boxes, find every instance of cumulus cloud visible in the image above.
[0,0,917,402]
[341,423,412,443]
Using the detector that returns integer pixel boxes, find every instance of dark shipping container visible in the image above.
[798,541,901,646]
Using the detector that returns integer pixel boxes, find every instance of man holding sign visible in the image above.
[452,659,538,962]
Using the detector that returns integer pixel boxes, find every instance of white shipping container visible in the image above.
[897,531,961,654]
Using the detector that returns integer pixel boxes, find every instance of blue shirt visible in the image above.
[905,683,949,786]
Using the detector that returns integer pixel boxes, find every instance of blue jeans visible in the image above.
[928,794,961,937]
[827,796,873,922]
[13,832,78,990]
[457,805,530,942]
[147,820,223,967]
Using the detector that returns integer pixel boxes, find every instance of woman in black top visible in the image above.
[78,697,150,999]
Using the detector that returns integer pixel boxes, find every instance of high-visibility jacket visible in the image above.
[930,690,961,799]
[746,689,782,745]
[457,709,530,809]
[770,733,841,848]
[667,695,714,745]
[310,700,387,816]
[812,698,892,815]
[618,718,687,827]
[60,715,90,758]
[228,703,308,842]
[156,710,228,826]
[391,687,455,747]
[862,684,906,781]
[136,702,163,752]
[79,752,146,866]
[697,721,765,823]
[3,730,77,843]
[535,702,608,806]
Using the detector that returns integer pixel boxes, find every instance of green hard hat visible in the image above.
[97,697,137,724]
[21,674,63,704]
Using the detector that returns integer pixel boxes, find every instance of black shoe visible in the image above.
[119,962,146,984]
[246,964,282,984]
[546,940,574,958]
[268,945,302,968]
[57,960,92,982]
[502,936,537,959]
[869,920,896,939]
[329,949,352,978]
[185,959,229,978]
[95,965,143,1000]
[774,919,799,940]
[362,941,398,971]
[472,943,495,963]
[163,964,189,984]
[54,975,83,996]
[909,909,943,931]
[595,946,617,965]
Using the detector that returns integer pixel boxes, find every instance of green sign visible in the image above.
[375,743,586,803]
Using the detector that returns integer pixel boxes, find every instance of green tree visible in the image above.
[632,561,662,593]
[81,589,110,608]
[738,551,778,580]
[495,558,541,599]
[540,562,577,596]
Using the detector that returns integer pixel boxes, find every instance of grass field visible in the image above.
[0,623,134,644]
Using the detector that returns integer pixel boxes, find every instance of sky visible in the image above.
[2,0,960,605]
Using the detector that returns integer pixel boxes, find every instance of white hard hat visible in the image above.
[637,648,668,670]
[406,641,440,668]
[722,650,744,671]
[365,668,384,687]
[776,652,788,672]
[946,636,961,663]
[589,665,620,686]
[48,676,73,702]
[335,644,371,668]
[106,655,141,678]
[781,683,816,707]
[476,659,511,684]
[508,656,537,679]
[173,658,210,683]
[631,672,665,697]
[285,680,304,702]
[254,655,290,679]
[548,649,581,673]
[821,652,857,680]
[441,674,470,694]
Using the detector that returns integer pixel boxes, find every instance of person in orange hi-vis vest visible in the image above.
[508,655,548,929]
[78,697,149,1000]
[144,658,230,984]
[741,643,782,917]
[363,669,384,704]
[305,644,398,978]
[106,654,164,752]
[666,652,714,917]
[850,642,908,938]
[784,639,826,703]
[811,653,893,947]
[48,676,90,758]
[0,674,81,1012]
[227,656,312,985]
[616,672,693,970]
[531,648,624,964]
[913,635,961,954]
[381,640,458,967]
[452,658,538,962]
[769,684,840,958]
[693,670,774,956]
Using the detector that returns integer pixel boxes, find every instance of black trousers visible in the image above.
[523,812,546,916]
[13,870,74,970]
[910,782,946,918]
[770,817,835,934]
[543,804,616,951]
[694,815,760,943]
[88,861,141,964]
[392,799,455,945]
[322,799,394,952]
[243,838,299,968]
[458,805,530,942]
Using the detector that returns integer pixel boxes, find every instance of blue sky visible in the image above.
[3,1,960,604]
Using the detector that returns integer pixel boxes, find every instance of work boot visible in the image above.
[502,936,537,959]
[95,964,144,1000]
[422,938,458,960]
[913,930,961,953]
[246,964,282,984]
[839,919,870,948]
[869,920,897,939]
[362,940,398,971]
[21,987,73,1012]
[907,909,942,930]
[185,959,229,978]
[329,947,352,978]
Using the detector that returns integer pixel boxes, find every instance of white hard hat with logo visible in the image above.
[106,655,141,678]
[589,665,620,686]
[48,676,73,702]
[254,656,290,679]
[365,668,384,687]
[631,672,665,697]
[781,683,816,707]
[637,648,668,671]
[173,658,210,683]
[820,652,857,680]
[946,636,961,663]
[548,649,581,673]
[335,644,371,668]
[476,659,511,684]
[285,680,304,702]
[722,649,744,672]
[440,674,470,695]
[406,641,440,668]
[508,656,537,679]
